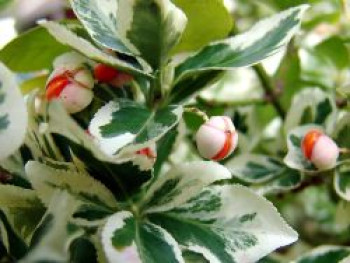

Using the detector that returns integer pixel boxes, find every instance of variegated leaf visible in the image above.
[334,163,350,202]
[71,0,187,69]
[284,124,326,172]
[255,168,303,196]
[37,101,152,199]
[0,210,28,260]
[149,185,298,263]
[225,154,286,184]
[101,211,184,263]
[294,246,350,263]
[40,21,151,78]
[89,100,183,156]
[141,161,231,213]
[0,185,38,208]
[284,88,336,134]
[0,63,27,160]
[174,5,308,81]
[333,113,350,160]
[22,191,82,263]
[25,161,118,209]
[70,0,133,55]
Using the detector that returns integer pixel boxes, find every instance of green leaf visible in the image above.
[284,88,336,134]
[101,211,184,263]
[154,126,179,178]
[41,21,151,78]
[141,161,231,213]
[0,63,27,160]
[0,185,38,208]
[69,238,98,263]
[169,71,222,104]
[226,154,286,184]
[315,36,350,70]
[172,0,233,53]
[333,113,350,149]
[284,124,324,172]
[295,246,350,263]
[89,100,182,155]
[0,27,71,72]
[149,185,298,263]
[334,163,350,202]
[25,161,118,209]
[20,75,47,95]
[71,0,187,69]
[174,5,308,82]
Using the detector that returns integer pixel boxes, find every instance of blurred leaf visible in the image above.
[226,154,286,184]
[20,75,47,95]
[315,36,350,70]
[172,0,233,53]
[294,246,350,263]
[334,163,350,202]
[0,27,70,72]
[0,63,28,160]
[284,88,336,134]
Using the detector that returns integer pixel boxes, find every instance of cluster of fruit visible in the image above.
[45,53,339,169]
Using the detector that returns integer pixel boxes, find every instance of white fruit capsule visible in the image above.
[195,116,238,161]
[301,129,339,170]
[46,55,94,114]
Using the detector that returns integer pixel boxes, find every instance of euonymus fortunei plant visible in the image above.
[2,1,350,262]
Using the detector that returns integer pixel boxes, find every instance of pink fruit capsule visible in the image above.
[46,67,94,114]
[301,129,339,170]
[195,116,238,161]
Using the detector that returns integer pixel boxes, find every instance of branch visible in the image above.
[253,64,286,119]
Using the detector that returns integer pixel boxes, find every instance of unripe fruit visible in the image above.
[136,147,157,160]
[94,64,120,83]
[46,67,94,114]
[301,129,339,170]
[196,116,238,161]
[94,64,133,86]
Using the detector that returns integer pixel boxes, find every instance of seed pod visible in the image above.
[301,129,339,170]
[46,67,94,114]
[94,64,133,87]
[196,116,238,161]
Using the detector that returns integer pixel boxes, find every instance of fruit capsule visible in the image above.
[301,129,339,170]
[94,64,132,86]
[195,116,238,161]
[46,67,94,114]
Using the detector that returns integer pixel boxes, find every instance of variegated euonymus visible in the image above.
[0,1,314,262]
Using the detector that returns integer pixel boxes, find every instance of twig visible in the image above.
[253,64,286,119]
[196,96,266,108]
[184,107,209,122]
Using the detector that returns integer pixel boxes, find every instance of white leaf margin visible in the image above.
[25,161,118,209]
[0,63,27,160]
[88,100,183,159]
[40,21,152,78]
[284,88,337,134]
[175,4,309,80]
[142,161,231,213]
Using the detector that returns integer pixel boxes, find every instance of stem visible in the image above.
[197,96,266,108]
[184,107,209,122]
[253,64,286,119]
[340,148,350,154]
